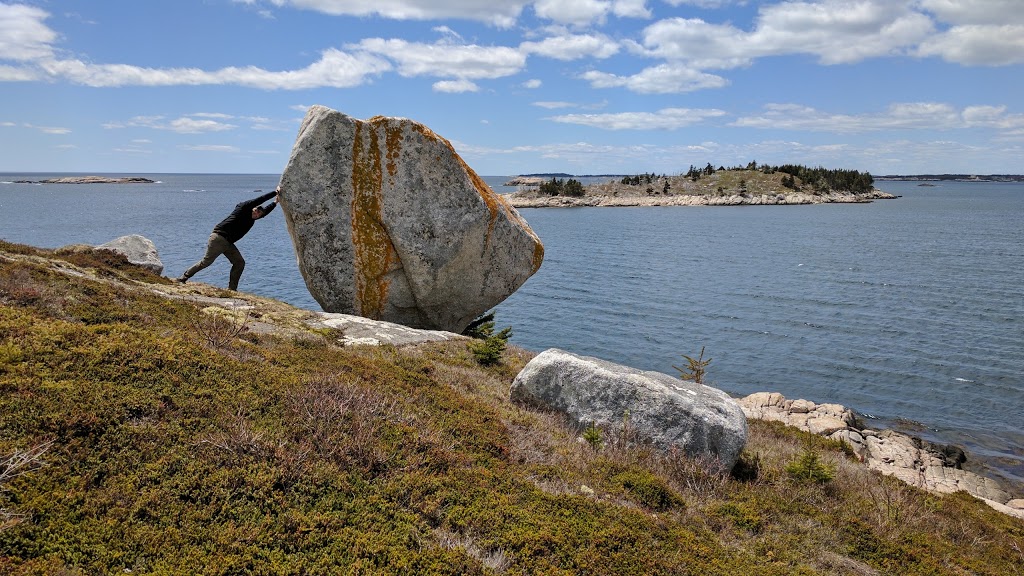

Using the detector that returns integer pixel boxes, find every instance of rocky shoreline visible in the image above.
[506,189,897,208]
[12,176,155,184]
[738,392,1024,519]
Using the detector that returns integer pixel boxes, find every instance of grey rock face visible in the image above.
[511,349,748,469]
[96,234,163,274]
[278,105,544,332]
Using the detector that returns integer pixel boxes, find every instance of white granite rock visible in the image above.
[512,349,748,469]
[278,105,544,332]
[96,234,163,275]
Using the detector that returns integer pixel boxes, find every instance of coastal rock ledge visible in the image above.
[511,349,748,469]
[739,392,1024,519]
[278,105,544,333]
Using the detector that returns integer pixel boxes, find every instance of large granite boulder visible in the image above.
[511,349,748,469]
[96,234,163,274]
[278,105,544,332]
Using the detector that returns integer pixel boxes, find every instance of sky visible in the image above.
[1,0,1022,176]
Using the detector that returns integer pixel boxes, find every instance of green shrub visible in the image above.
[785,448,835,484]
[611,470,684,511]
[582,422,603,451]
[463,311,512,366]
[712,502,763,533]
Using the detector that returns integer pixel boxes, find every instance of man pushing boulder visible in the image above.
[174,188,280,291]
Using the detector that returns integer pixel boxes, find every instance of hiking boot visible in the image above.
[172,276,188,284]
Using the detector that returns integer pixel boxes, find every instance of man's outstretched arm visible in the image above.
[238,189,279,211]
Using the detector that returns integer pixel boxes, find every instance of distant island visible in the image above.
[13,176,156,184]
[875,174,1024,182]
[505,163,896,208]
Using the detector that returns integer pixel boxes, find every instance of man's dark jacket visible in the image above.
[213,191,277,243]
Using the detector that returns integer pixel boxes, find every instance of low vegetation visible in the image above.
[1,239,1022,575]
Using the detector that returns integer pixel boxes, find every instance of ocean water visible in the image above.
[2,173,1022,488]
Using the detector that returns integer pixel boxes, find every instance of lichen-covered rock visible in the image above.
[278,105,544,332]
[511,349,748,469]
[96,234,163,274]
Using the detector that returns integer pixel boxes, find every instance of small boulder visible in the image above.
[96,234,163,275]
[510,349,748,469]
[278,105,544,332]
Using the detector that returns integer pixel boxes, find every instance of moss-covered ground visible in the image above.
[1,240,1022,575]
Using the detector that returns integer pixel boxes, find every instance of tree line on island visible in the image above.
[535,162,875,197]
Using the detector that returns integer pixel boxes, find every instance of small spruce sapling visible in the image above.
[583,422,603,451]
[674,346,711,384]
[785,436,835,484]
[464,310,512,366]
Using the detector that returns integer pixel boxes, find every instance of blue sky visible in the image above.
[1,0,1022,175]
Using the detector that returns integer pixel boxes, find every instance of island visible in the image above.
[504,163,896,208]
[13,176,156,184]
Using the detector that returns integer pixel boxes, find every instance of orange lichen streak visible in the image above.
[351,121,399,319]
[411,122,544,273]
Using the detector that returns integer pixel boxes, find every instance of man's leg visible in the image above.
[223,242,245,290]
[180,233,230,281]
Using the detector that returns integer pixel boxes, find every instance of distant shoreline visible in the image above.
[503,169,897,208]
[506,189,897,208]
[10,176,156,184]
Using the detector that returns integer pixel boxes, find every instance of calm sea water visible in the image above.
[2,173,1022,488]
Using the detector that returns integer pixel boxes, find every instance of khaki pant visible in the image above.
[183,233,245,290]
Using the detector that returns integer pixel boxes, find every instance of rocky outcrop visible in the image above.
[511,349,748,469]
[503,176,546,186]
[96,234,164,275]
[29,176,155,184]
[738,392,1023,519]
[308,312,464,347]
[278,105,544,333]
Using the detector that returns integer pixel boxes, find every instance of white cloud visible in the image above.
[354,38,525,80]
[433,78,479,92]
[104,115,239,133]
[639,2,935,67]
[533,101,577,109]
[168,118,238,133]
[520,33,619,60]
[533,0,610,26]
[548,107,726,130]
[581,63,728,93]
[275,0,529,27]
[916,25,1024,65]
[32,48,390,89]
[522,78,542,88]
[180,144,240,153]
[1,121,16,127]
[0,3,56,61]
[732,102,1024,133]
[23,123,70,134]
[918,0,1024,26]
[0,64,40,81]
[612,0,650,19]
[662,0,736,7]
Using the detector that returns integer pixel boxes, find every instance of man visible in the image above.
[174,188,280,290]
